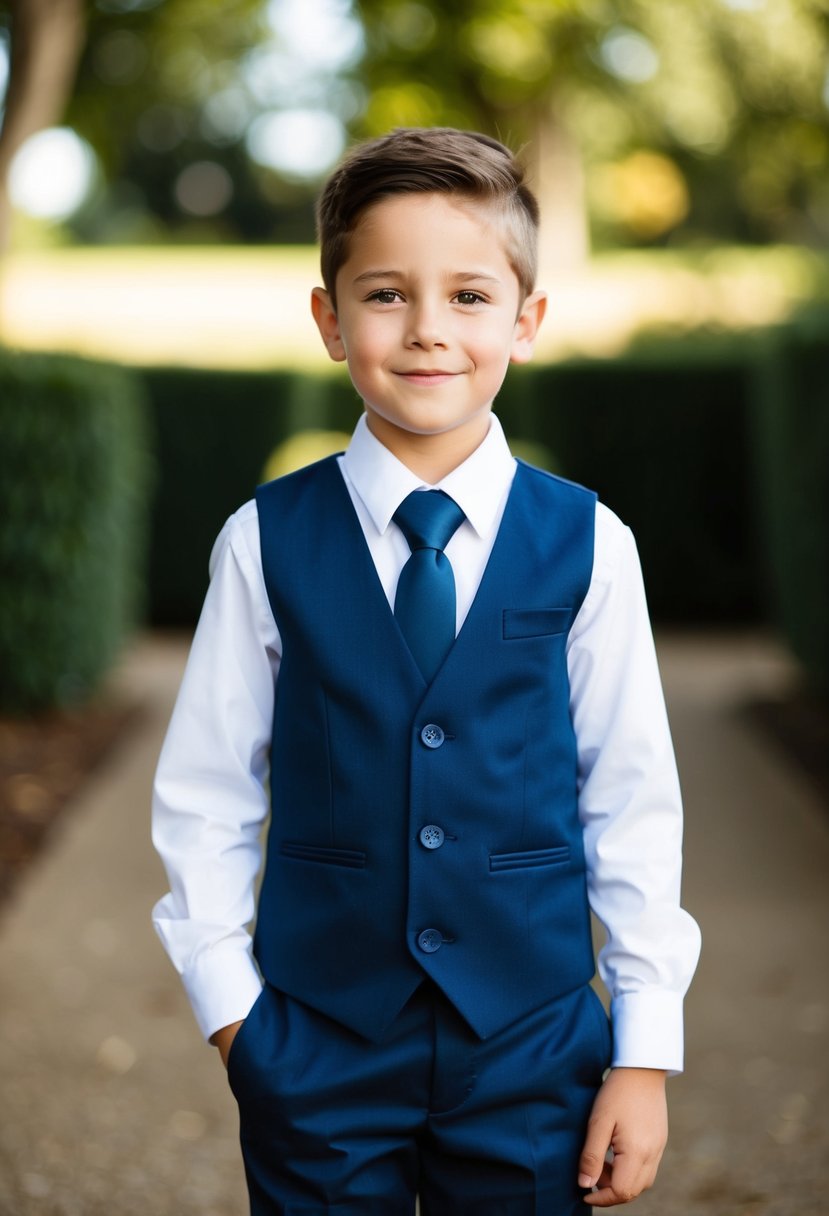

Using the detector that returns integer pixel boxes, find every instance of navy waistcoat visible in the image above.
[255,455,597,1042]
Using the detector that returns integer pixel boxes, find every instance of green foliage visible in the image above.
[65,0,298,244]
[352,0,603,138]
[751,310,829,694]
[138,366,361,623]
[352,0,829,248]
[39,0,829,248]
[0,352,153,712]
[6,322,818,694]
[141,341,763,626]
[508,342,763,621]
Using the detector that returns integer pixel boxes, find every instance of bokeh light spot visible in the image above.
[246,109,345,180]
[363,83,442,134]
[263,431,353,481]
[8,128,97,221]
[267,0,362,70]
[174,161,234,217]
[592,152,690,239]
[464,16,551,81]
[600,27,659,84]
[382,3,438,52]
[201,86,252,144]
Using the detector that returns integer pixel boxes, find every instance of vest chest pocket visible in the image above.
[489,845,570,872]
[502,608,571,639]
[279,841,367,869]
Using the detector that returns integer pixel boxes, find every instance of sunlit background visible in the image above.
[1,0,827,365]
[1,0,828,670]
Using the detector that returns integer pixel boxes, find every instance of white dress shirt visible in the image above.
[152,414,701,1070]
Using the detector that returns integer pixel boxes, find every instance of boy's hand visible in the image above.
[210,1020,245,1069]
[578,1067,668,1206]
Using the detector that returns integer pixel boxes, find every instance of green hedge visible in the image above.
[515,340,763,621]
[0,352,153,712]
[139,367,362,623]
[4,322,823,706]
[139,342,763,626]
[751,311,829,694]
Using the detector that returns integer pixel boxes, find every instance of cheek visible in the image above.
[469,329,514,375]
[345,321,391,369]
[465,314,515,355]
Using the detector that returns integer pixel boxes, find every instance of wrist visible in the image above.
[609,1066,668,1087]
[210,1019,245,1068]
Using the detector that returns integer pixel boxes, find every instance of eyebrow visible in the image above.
[351,270,504,285]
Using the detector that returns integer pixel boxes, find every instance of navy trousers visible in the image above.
[228,980,611,1215]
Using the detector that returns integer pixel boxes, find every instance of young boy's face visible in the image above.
[312,192,545,472]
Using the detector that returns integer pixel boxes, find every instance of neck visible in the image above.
[367,415,491,483]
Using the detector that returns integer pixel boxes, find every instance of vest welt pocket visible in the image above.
[279,841,367,869]
[502,608,571,639]
[489,845,571,872]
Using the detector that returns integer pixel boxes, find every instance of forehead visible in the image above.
[343,192,514,270]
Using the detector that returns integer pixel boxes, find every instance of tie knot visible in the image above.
[393,490,465,554]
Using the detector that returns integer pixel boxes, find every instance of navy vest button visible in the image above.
[419,825,445,849]
[417,928,443,953]
[420,724,445,749]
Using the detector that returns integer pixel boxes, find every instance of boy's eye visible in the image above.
[366,288,402,304]
[454,290,486,305]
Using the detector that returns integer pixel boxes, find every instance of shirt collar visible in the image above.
[341,414,516,540]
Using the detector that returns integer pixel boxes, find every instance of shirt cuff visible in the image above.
[610,990,686,1075]
[180,944,265,1043]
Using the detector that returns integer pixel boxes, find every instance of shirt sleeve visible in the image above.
[151,502,279,1041]
[568,504,701,1074]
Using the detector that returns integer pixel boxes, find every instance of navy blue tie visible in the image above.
[393,490,466,684]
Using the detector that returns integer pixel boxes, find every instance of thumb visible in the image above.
[578,1113,613,1188]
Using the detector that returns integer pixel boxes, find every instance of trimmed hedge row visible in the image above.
[0,352,152,712]
[751,311,829,694]
[507,344,761,622]
[5,318,824,710]
[138,341,762,626]
[141,367,363,623]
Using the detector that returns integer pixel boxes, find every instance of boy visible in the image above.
[152,127,701,1214]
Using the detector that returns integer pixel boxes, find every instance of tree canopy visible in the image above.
[352,0,829,249]
[1,0,827,250]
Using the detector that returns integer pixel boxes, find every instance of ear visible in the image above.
[311,287,347,362]
[510,289,547,365]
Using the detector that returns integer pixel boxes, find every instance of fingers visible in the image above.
[578,1111,614,1189]
[582,1148,661,1206]
[579,1066,668,1204]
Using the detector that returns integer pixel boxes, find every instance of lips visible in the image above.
[394,369,459,384]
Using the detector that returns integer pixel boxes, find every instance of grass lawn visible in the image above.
[0,244,825,370]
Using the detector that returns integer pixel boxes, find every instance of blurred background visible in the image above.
[1,0,828,696]
[0,3,828,1214]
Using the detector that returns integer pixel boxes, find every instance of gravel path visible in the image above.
[0,632,825,1216]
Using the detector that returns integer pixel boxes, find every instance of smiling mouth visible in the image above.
[394,370,459,383]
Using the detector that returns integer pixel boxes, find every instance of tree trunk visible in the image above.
[0,0,86,251]
[527,99,590,277]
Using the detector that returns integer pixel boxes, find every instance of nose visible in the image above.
[405,299,448,350]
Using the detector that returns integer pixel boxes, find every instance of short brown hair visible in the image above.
[316,127,539,307]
